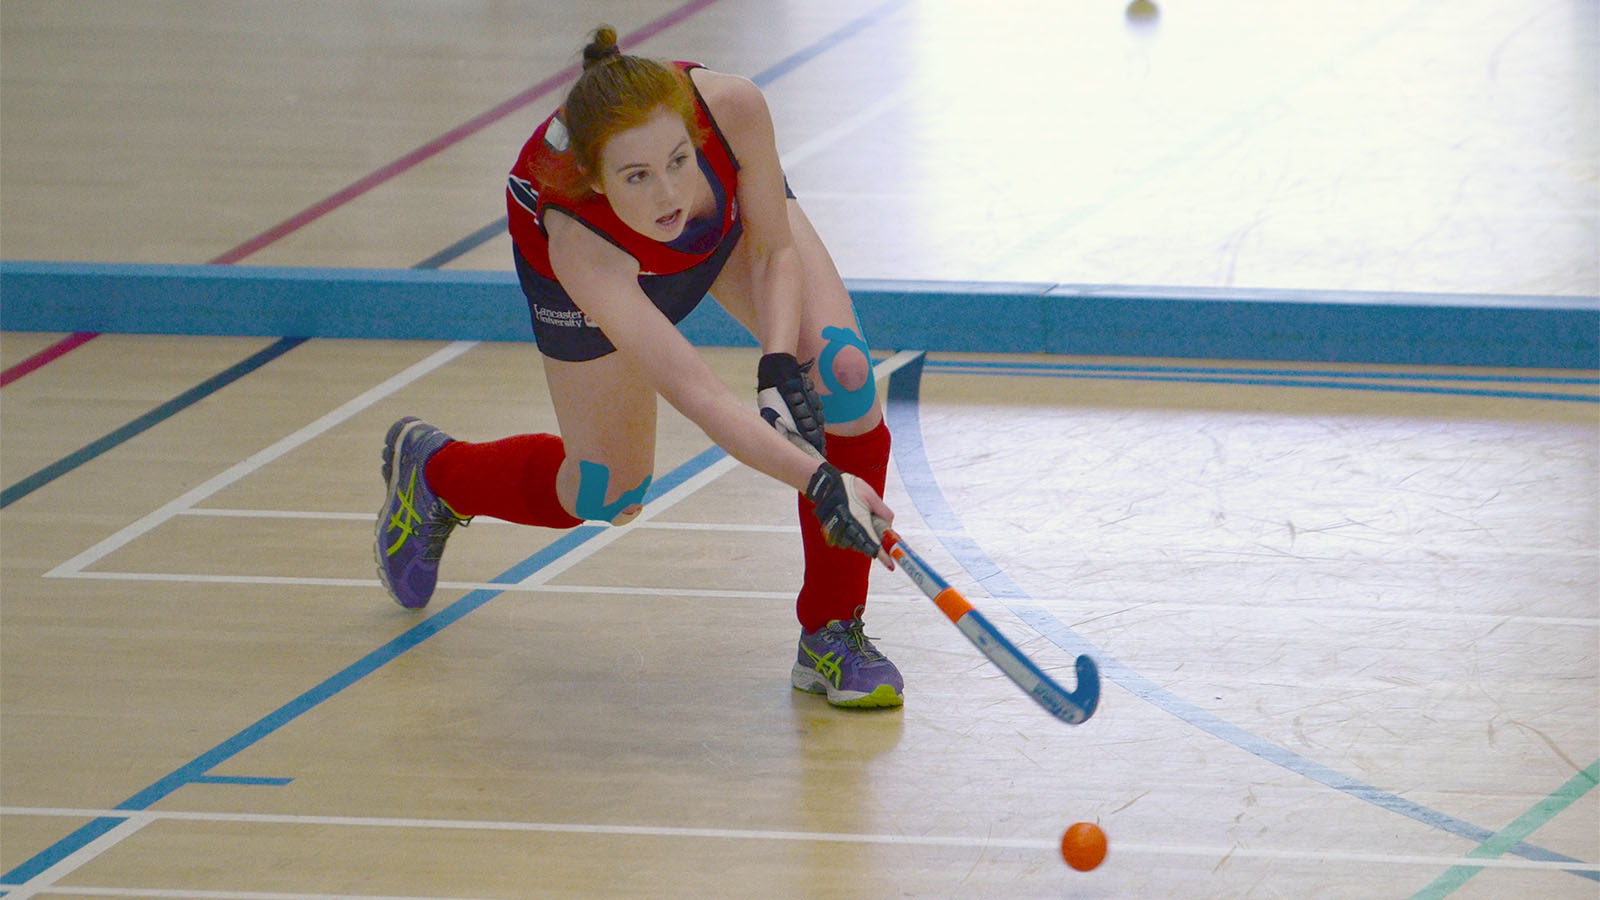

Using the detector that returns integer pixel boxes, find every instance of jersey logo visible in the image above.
[544,116,570,152]
[508,175,539,218]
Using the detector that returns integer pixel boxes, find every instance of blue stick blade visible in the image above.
[1069,654,1101,722]
[957,609,1100,725]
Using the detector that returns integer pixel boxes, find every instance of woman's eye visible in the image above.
[670,154,689,169]
[627,171,648,184]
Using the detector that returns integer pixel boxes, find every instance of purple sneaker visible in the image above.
[375,417,468,609]
[791,616,904,708]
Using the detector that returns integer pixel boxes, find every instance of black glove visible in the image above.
[757,352,826,460]
[804,462,883,558]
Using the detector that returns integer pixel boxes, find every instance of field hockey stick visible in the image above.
[879,527,1100,725]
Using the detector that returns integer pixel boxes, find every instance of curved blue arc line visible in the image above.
[926,365,1598,404]
[926,359,1600,386]
[885,352,1597,879]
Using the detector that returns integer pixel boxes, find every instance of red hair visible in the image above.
[535,25,704,199]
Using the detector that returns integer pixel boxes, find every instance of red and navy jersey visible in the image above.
[506,62,742,279]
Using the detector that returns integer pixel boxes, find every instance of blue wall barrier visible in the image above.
[2,261,1595,368]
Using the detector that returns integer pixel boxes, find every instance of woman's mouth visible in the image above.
[656,209,682,229]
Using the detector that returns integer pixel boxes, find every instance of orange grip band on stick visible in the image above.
[933,587,974,622]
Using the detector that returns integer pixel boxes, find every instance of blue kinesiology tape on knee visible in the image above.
[574,460,653,522]
[817,325,877,424]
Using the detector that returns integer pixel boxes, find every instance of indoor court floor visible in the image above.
[2,1,1597,898]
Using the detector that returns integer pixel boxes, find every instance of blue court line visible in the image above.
[412,218,508,271]
[0,208,503,511]
[1410,758,1600,899]
[0,443,734,887]
[0,337,309,509]
[884,352,1599,882]
[190,775,295,786]
[928,359,1600,386]
[749,0,907,86]
[928,364,1599,404]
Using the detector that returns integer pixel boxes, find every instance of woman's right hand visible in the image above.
[804,463,895,568]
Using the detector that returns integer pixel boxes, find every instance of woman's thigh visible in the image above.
[710,200,882,436]
[541,350,658,524]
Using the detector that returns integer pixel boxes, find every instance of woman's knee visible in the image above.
[812,324,879,425]
[559,457,654,525]
[823,339,871,393]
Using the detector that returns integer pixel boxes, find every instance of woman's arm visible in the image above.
[693,70,804,357]
[546,209,829,495]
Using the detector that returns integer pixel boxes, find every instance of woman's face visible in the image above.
[592,107,701,241]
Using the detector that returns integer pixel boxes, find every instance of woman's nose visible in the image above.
[652,175,675,205]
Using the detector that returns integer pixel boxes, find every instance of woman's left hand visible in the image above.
[757,352,826,460]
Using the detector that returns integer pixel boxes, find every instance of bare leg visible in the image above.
[710,198,895,640]
[541,349,659,525]
[710,199,882,437]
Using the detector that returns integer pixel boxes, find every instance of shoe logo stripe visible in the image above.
[803,646,843,688]
[385,468,423,557]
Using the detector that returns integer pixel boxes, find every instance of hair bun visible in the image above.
[581,25,622,70]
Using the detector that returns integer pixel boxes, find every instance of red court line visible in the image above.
[2,0,724,385]
[208,0,721,265]
[0,331,99,387]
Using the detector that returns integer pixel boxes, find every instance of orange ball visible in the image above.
[1060,821,1107,871]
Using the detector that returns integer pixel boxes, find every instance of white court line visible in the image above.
[44,341,478,579]
[177,507,802,533]
[1,814,155,900]
[172,507,1598,559]
[158,511,1600,628]
[44,569,809,600]
[629,520,797,533]
[26,883,492,890]
[53,568,1598,628]
[37,883,486,890]
[3,807,1595,874]
[780,88,908,170]
[1037,598,1600,629]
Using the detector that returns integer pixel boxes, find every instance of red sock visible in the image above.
[424,434,582,529]
[796,419,891,633]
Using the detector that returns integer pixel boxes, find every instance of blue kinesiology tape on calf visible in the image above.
[574,460,653,522]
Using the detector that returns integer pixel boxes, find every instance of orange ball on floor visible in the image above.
[1061,822,1107,871]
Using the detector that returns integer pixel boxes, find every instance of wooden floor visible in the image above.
[2,1,1597,898]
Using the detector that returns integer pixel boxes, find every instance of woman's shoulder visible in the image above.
[688,67,770,130]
